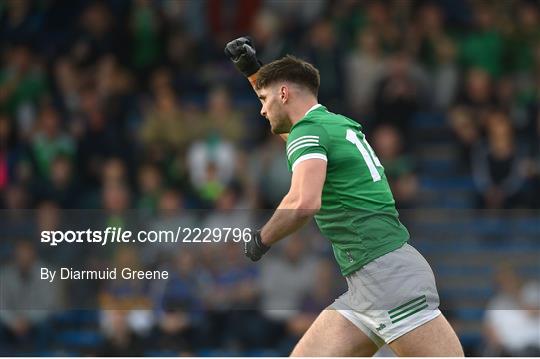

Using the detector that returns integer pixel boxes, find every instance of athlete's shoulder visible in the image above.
[304,107,363,133]
[290,117,323,133]
[289,105,362,141]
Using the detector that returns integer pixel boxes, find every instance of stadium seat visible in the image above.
[246,349,282,356]
[196,349,240,356]
[412,112,447,130]
[53,310,99,326]
[56,330,104,348]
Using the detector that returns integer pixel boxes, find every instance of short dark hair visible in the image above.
[255,55,320,96]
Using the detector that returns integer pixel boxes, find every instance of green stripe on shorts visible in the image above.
[389,297,427,319]
[388,295,426,315]
[391,304,429,324]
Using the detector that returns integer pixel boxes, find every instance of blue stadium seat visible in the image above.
[519,266,540,277]
[196,349,240,356]
[440,287,494,300]
[412,112,447,130]
[439,196,474,209]
[0,242,12,260]
[420,158,456,175]
[514,217,540,235]
[455,308,485,321]
[53,310,99,326]
[420,176,476,191]
[435,265,492,276]
[57,330,104,348]
[459,332,484,349]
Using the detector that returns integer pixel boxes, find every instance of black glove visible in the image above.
[245,230,270,262]
[224,37,262,77]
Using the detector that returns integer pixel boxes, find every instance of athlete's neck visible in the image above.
[289,98,319,126]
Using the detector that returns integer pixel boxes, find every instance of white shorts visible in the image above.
[331,243,442,347]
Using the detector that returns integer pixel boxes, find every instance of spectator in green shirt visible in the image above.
[459,4,504,78]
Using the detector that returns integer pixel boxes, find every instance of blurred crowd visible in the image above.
[1,0,539,356]
[1,0,540,212]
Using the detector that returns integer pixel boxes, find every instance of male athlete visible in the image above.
[225,37,463,356]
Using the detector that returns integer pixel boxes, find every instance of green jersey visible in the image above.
[286,104,409,276]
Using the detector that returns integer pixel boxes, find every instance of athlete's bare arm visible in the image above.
[259,158,326,246]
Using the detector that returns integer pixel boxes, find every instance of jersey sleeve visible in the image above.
[286,123,330,172]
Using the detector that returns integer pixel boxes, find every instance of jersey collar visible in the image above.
[290,104,325,132]
[304,103,323,117]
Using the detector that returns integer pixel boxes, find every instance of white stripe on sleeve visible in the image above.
[287,143,320,159]
[291,153,328,171]
[287,138,319,157]
[287,135,319,150]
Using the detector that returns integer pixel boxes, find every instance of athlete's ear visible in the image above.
[280,85,288,103]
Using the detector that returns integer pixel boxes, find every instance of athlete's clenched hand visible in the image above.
[224,36,262,77]
[244,230,270,261]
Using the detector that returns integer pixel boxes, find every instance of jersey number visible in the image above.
[345,129,382,182]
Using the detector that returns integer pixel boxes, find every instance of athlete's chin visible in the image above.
[271,127,286,135]
[270,124,287,135]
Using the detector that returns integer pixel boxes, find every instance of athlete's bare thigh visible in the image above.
[291,309,379,357]
[389,314,464,357]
